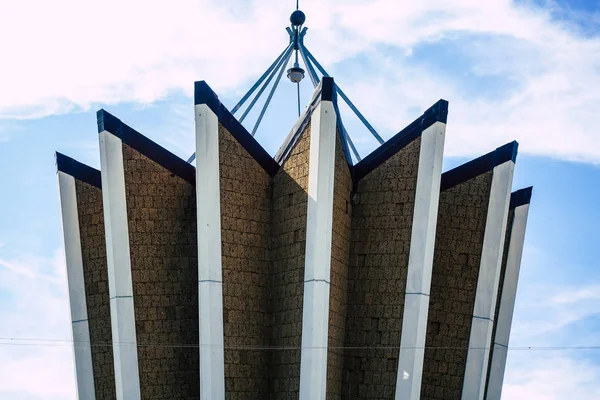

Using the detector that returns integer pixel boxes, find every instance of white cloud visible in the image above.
[499,242,600,398]
[0,248,75,399]
[510,279,600,344]
[503,352,600,400]
[1,0,599,163]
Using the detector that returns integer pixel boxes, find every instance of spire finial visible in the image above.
[290,10,306,27]
[287,6,306,87]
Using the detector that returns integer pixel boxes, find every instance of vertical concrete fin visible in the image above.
[396,120,446,400]
[299,97,337,400]
[195,101,226,399]
[461,160,515,400]
[58,171,97,400]
[486,199,531,400]
[98,131,141,400]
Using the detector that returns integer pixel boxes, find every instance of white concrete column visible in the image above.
[395,121,446,400]
[486,203,530,400]
[194,103,226,399]
[461,161,515,400]
[299,99,337,400]
[57,171,96,400]
[98,131,141,400]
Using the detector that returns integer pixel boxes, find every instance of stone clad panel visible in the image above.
[326,134,353,400]
[122,144,199,400]
[269,124,311,399]
[75,180,117,400]
[219,125,272,399]
[342,137,422,399]
[420,171,492,400]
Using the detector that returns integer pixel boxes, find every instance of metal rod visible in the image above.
[302,46,385,144]
[232,43,292,115]
[240,45,293,123]
[299,49,319,88]
[335,84,384,144]
[332,95,361,163]
[344,126,361,162]
[187,45,293,164]
[297,83,301,117]
[301,43,357,160]
[252,48,293,136]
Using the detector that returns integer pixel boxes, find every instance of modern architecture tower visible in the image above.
[56,8,532,400]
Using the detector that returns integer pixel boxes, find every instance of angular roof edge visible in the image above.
[273,78,333,165]
[96,109,195,185]
[55,152,102,189]
[440,141,519,192]
[510,186,533,209]
[194,81,280,176]
[352,99,449,182]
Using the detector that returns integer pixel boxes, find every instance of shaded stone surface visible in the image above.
[342,137,422,399]
[76,180,117,400]
[268,124,311,399]
[123,144,199,400]
[219,125,272,399]
[326,134,353,400]
[421,171,493,400]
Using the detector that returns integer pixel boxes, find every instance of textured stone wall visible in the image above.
[342,137,422,399]
[484,208,515,397]
[326,134,353,399]
[420,171,492,400]
[122,144,199,400]
[75,180,116,400]
[269,125,311,398]
[218,125,272,399]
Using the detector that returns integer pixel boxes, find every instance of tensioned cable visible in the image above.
[232,43,293,115]
[240,44,294,123]
[252,47,292,136]
[1,337,599,352]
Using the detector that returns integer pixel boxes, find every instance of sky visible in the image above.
[0,0,599,398]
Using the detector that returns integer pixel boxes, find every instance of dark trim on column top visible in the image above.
[510,187,533,209]
[96,109,195,185]
[194,81,280,176]
[320,77,335,102]
[352,99,449,183]
[56,152,102,189]
[440,141,519,192]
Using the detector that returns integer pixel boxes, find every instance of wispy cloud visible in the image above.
[510,280,600,344]
[0,248,74,399]
[503,352,600,400]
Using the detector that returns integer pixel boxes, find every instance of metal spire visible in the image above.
[189,4,385,165]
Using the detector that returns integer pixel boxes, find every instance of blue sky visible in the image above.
[1,0,599,398]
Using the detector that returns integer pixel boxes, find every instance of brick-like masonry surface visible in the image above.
[483,208,514,397]
[420,171,492,400]
[219,125,272,399]
[342,137,422,399]
[326,134,353,400]
[269,124,310,399]
[76,180,117,400]
[123,144,199,399]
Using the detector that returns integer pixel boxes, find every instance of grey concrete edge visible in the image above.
[194,103,226,399]
[58,171,97,400]
[98,131,141,400]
